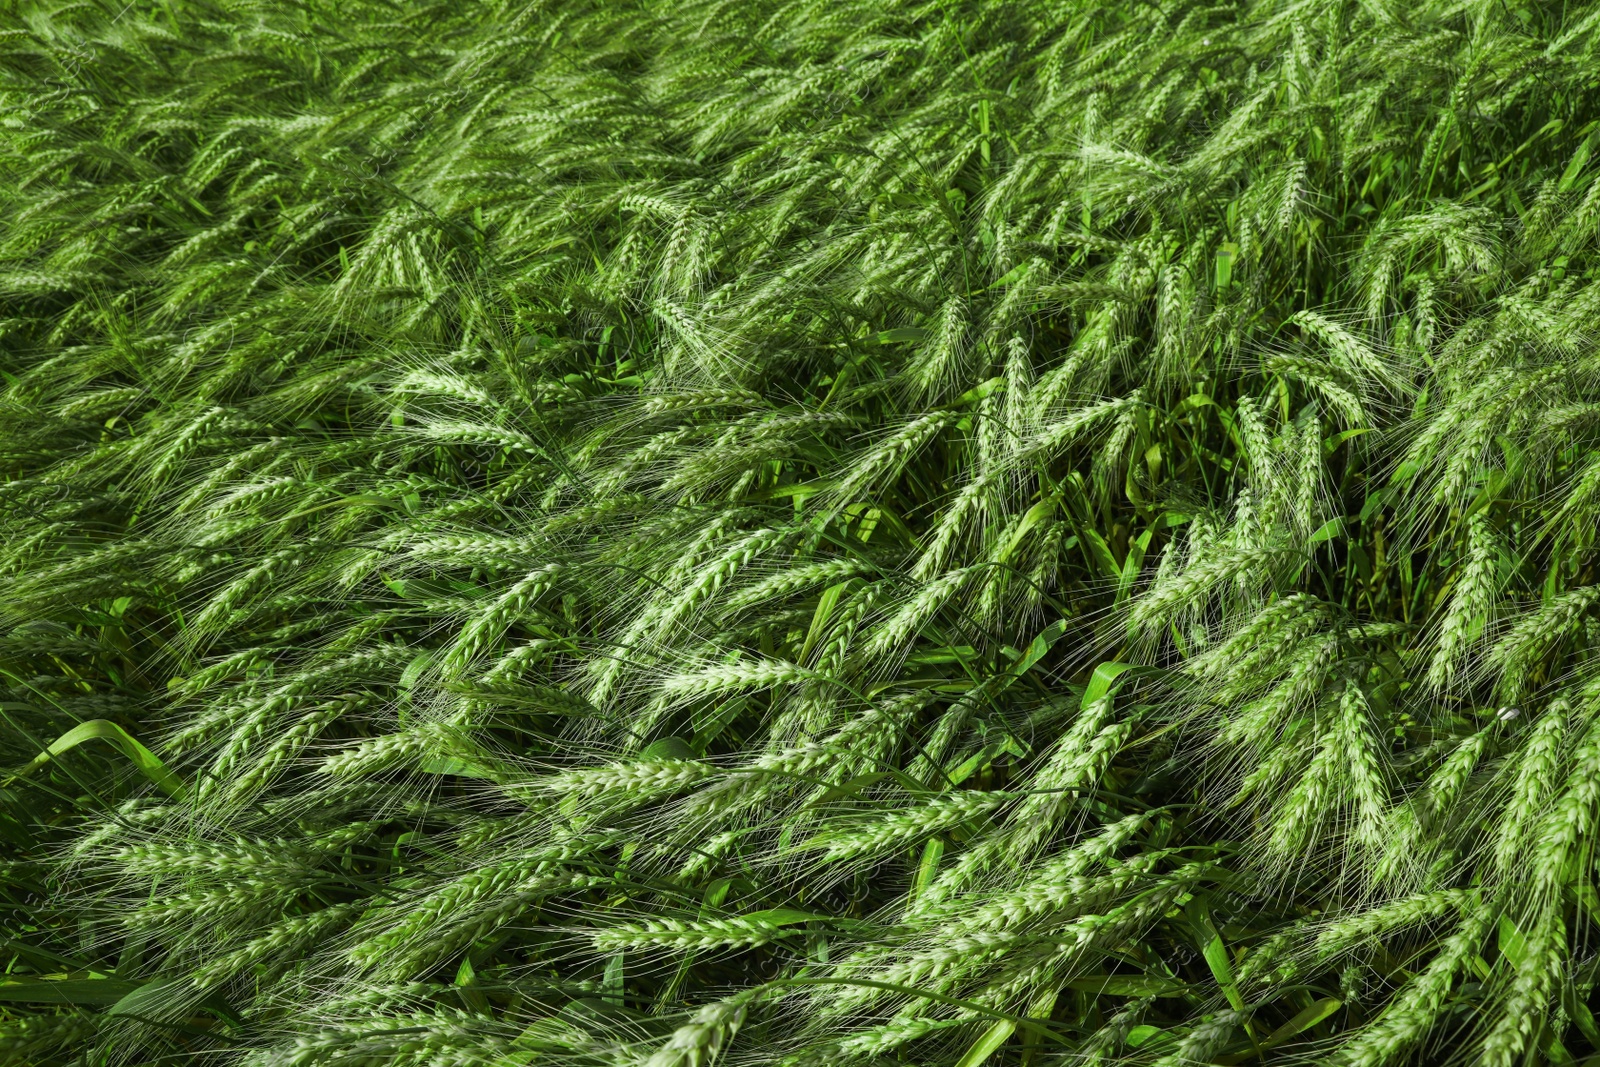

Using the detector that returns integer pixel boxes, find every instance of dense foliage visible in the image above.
[3,0,1600,1063]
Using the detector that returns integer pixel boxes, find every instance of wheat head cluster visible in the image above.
[2,0,1600,1064]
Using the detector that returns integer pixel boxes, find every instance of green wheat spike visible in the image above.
[4,0,1600,1064]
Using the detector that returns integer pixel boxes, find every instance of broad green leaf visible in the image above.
[953,1019,1015,1067]
[994,498,1059,564]
[638,736,697,761]
[419,755,498,779]
[872,327,929,344]
[1065,975,1190,997]
[798,579,853,663]
[108,978,188,1019]
[1007,619,1068,680]
[911,837,945,901]
[1309,516,1346,545]
[1498,914,1529,968]
[952,377,1004,406]
[1116,527,1153,605]
[1214,242,1237,289]
[1081,661,1161,711]
[738,908,831,928]
[600,952,624,1006]
[1558,128,1597,192]
[1189,903,1245,1012]
[805,771,889,807]
[1127,1024,1177,1048]
[9,720,187,799]
[1261,997,1341,1048]
[0,978,143,1005]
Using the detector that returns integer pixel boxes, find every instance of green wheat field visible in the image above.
[3,0,1600,1064]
